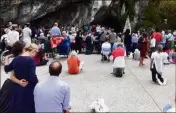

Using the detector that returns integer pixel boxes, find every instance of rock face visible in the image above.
[0,0,148,31]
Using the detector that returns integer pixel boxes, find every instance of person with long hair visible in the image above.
[0,43,39,113]
[150,45,166,85]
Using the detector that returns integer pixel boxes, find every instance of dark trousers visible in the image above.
[111,43,114,51]
[101,53,111,60]
[151,64,164,83]
[70,43,75,50]
[132,43,137,53]
[36,59,48,66]
[150,47,155,57]
[125,44,131,56]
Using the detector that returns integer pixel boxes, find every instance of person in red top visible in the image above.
[152,28,162,45]
[67,50,84,74]
[112,43,125,61]
[111,43,126,77]
[33,48,49,66]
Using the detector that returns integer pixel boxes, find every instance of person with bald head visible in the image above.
[34,61,70,113]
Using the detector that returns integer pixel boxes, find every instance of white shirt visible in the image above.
[34,76,70,112]
[22,27,32,45]
[151,52,165,73]
[163,52,169,64]
[167,33,174,41]
[101,42,111,56]
[96,26,101,33]
[150,38,156,47]
[113,56,125,68]
[22,27,31,38]
[7,30,19,46]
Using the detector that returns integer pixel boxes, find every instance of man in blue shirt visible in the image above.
[50,23,61,37]
[34,61,70,113]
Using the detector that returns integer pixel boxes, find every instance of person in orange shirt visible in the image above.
[67,50,84,74]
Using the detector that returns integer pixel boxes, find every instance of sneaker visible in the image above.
[162,79,167,85]
[157,78,163,86]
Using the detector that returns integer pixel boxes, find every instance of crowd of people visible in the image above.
[0,21,176,112]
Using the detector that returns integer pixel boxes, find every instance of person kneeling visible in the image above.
[112,43,126,77]
[101,38,111,62]
[150,45,167,85]
[67,50,84,74]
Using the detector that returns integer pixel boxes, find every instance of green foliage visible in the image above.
[141,0,176,30]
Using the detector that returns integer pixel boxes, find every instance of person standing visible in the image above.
[139,32,148,66]
[150,45,166,85]
[50,22,61,37]
[166,30,174,49]
[75,31,83,53]
[124,29,132,57]
[131,33,138,56]
[0,43,39,113]
[109,29,117,51]
[152,28,162,46]
[34,61,70,113]
[162,30,168,48]
[150,35,156,57]
[22,23,32,45]
[7,25,19,49]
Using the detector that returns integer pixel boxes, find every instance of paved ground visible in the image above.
[0,54,175,112]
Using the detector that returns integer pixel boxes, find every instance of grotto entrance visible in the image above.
[91,14,123,33]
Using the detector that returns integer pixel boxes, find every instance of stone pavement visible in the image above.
[0,54,175,112]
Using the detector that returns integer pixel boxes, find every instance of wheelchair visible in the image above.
[0,39,12,65]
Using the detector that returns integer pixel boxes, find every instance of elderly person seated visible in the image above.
[101,38,111,62]
[111,43,126,77]
[67,50,84,74]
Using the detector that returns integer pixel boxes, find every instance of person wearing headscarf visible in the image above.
[67,50,84,74]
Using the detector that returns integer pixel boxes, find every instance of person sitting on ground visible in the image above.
[150,45,167,85]
[34,61,70,113]
[111,43,126,76]
[67,50,84,74]
[101,38,111,61]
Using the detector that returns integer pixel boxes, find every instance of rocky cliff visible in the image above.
[0,0,148,31]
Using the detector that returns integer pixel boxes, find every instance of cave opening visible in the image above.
[91,15,123,33]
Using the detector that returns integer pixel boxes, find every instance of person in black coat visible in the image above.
[124,29,132,57]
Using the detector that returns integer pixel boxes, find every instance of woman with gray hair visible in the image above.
[67,50,84,74]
